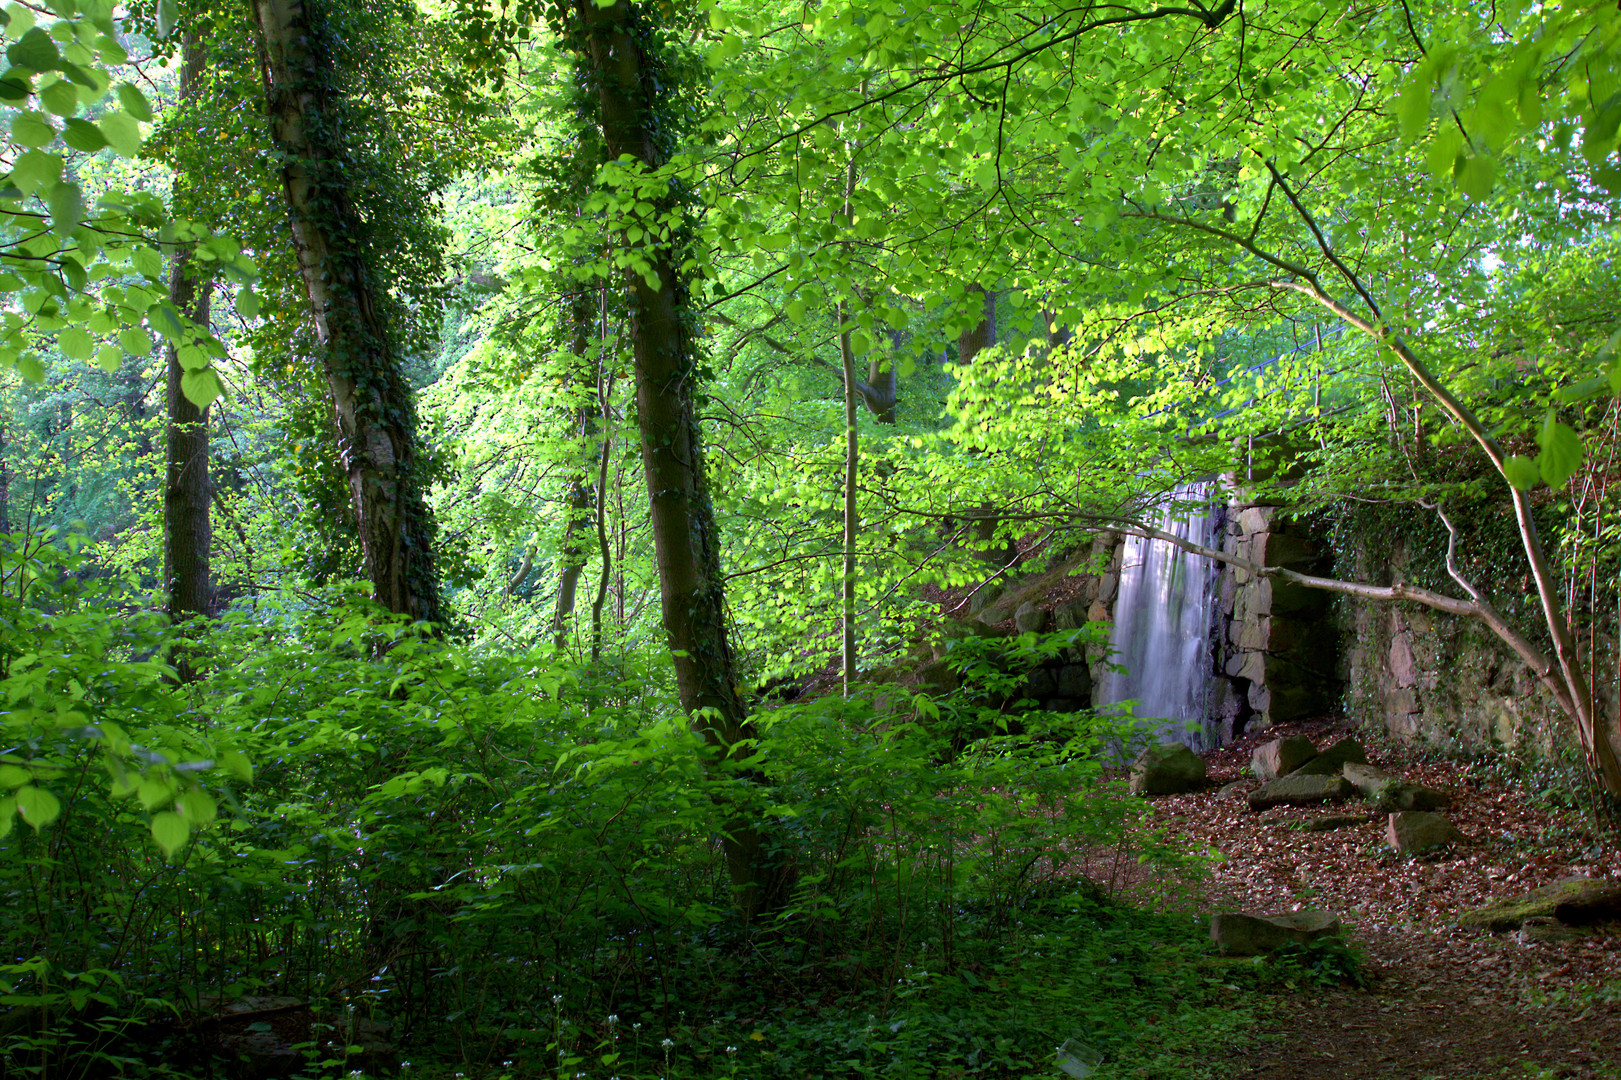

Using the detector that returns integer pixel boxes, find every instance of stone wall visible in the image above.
[1336,534,1614,758]
[1215,501,1342,735]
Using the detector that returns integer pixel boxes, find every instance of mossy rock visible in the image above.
[1459,876,1621,931]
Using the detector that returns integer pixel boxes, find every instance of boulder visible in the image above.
[1251,736,1317,781]
[1385,811,1463,854]
[1287,737,1368,776]
[1210,909,1342,956]
[1342,762,1451,811]
[1247,773,1354,811]
[1129,743,1207,796]
[1215,780,1252,799]
[1052,602,1087,630]
[1014,602,1049,634]
[1459,876,1621,931]
[1340,761,1396,794]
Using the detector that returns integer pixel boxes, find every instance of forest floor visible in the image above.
[1109,719,1621,1080]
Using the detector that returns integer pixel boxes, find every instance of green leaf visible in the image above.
[47,179,82,236]
[15,785,60,829]
[94,345,120,372]
[11,111,56,149]
[1537,415,1582,487]
[180,368,220,408]
[1396,81,1430,141]
[783,298,805,324]
[1502,455,1539,490]
[1457,155,1496,200]
[1426,128,1462,182]
[58,326,92,360]
[7,28,61,72]
[10,149,62,195]
[0,796,14,839]
[177,788,216,825]
[132,245,163,281]
[15,353,44,382]
[115,81,150,121]
[156,0,178,38]
[219,750,253,783]
[150,811,189,857]
[118,327,152,355]
[234,288,260,319]
[0,72,31,102]
[97,110,141,157]
[61,117,105,152]
[39,77,76,116]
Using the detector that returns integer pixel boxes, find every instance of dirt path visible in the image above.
[1134,721,1621,1080]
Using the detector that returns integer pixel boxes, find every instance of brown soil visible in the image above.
[1122,719,1621,1080]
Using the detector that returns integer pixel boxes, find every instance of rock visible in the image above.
[968,583,1003,615]
[1052,601,1087,630]
[1340,761,1396,794]
[1288,737,1368,777]
[1129,743,1207,796]
[1251,736,1317,781]
[1459,876,1621,931]
[1385,811,1463,854]
[1210,909,1342,956]
[1389,635,1418,688]
[1014,602,1049,634]
[1216,780,1252,799]
[1247,773,1354,811]
[1517,916,1587,945]
[1341,762,1451,811]
[1295,814,1369,832]
[912,660,959,695]
[1055,664,1091,699]
[1017,667,1058,698]
[1097,571,1118,603]
[1086,600,1110,623]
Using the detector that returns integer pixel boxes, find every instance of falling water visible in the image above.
[1102,482,1221,749]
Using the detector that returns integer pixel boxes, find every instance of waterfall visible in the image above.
[1102,482,1221,749]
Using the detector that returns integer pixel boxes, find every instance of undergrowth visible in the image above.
[0,535,1253,1079]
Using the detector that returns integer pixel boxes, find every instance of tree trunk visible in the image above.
[163,32,214,679]
[252,0,440,624]
[552,290,600,650]
[838,300,859,694]
[957,285,996,365]
[575,0,787,918]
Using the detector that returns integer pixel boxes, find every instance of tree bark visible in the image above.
[252,0,441,624]
[163,32,214,679]
[575,0,787,917]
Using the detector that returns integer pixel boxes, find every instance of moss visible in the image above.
[1459,877,1621,931]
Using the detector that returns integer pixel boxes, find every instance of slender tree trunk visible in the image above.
[838,301,859,694]
[837,158,859,694]
[252,0,440,624]
[164,32,214,678]
[552,291,600,650]
[575,0,787,917]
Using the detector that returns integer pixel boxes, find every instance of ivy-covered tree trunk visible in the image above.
[163,32,214,648]
[252,0,441,624]
[574,0,787,918]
